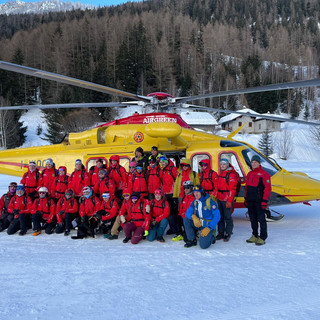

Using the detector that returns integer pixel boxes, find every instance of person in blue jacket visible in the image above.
[184,185,220,249]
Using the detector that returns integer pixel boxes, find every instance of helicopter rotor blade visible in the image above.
[0,102,131,111]
[184,105,320,126]
[174,78,320,104]
[0,60,151,103]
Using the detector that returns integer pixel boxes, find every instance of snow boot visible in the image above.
[223,234,231,242]
[184,239,197,248]
[123,237,131,243]
[32,230,41,236]
[64,230,70,236]
[157,236,165,242]
[246,234,258,243]
[216,233,224,240]
[255,237,266,246]
[108,234,118,240]
[172,234,184,241]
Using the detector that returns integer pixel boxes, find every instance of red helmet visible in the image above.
[110,155,120,162]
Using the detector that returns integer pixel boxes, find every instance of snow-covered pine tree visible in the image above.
[258,129,274,157]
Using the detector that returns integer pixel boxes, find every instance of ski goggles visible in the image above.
[199,162,207,166]
[131,196,138,200]
[123,193,131,198]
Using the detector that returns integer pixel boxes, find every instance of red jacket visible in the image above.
[199,159,218,194]
[20,169,42,196]
[214,168,238,202]
[31,197,56,222]
[93,177,116,200]
[0,192,15,217]
[245,166,271,203]
[118,198,132,217]
[8,195,32,216]
[107,163,127,191]
[178,193,195,218]
[149,198,169,223]
[68,169,90,197]
[51,166,69,200]
[147,166,163,194]
[41,167,58,196]
[126,198,150,230]
[79,196,101,217]
[88,165,107,188]
[128,171,148,197]
[161,161,178,195]
[98,199,119,221]
[55,196,79,224]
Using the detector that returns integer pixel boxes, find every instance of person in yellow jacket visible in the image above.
[173,159,200,199]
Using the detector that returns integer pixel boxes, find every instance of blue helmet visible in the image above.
[16,185,25,192]
[193,185,204,193]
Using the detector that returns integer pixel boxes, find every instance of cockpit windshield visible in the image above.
[242,148,279,177]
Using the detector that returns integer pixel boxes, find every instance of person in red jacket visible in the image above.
[147,189,169,242]
[159,156,178,234]
[41,158,58,197]
[146,157,163,199]
[93,169,116,200]
[20,160,42,201]
[122,192,150,244]
[106,188,132,240]
[214,158,238,242]
[88,158,106,188]
[245,155,271,246]
[0,182,17,232]
[31,187,56,236]
[55,189,79,236]
[128,165,148,198]
[108,155,128,200]
[51,166,69,201]
[94,192,119,235]
[68,159,90,199]
[72,186,101,239]
[170,180,195,242]
[7,185,33,235]
[199,159,218,196]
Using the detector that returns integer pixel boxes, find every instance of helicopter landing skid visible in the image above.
[245,209,284,222]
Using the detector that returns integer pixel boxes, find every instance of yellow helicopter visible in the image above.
[1,60,320,219]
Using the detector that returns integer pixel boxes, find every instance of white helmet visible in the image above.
[38,187,48,193]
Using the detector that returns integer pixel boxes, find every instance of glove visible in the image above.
[120,215,126,224]
[151,220,157,227]
[226,202,232,209]
[58,210,65,216]
[94,210,104,220]
[244,200,248,208]
[13,209,19,215]
[201,227,211,237]
[144,230,149,237]
[261,201,268,210]
[192,214,201,228]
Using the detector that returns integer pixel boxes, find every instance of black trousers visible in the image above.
[0,213,14,232]
[7,214,29,235]
[247,201,268,240]
[32,212,56,234]
[168,214,184,235]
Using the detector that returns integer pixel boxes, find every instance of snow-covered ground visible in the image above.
[0,108,319,319]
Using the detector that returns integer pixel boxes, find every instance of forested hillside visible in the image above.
[1,0,320,145]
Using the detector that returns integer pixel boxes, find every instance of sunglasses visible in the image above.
[131,196,138,200]
[39,192,46,194]
[182,164,189,167]
[65,193,72,196]
[183,186,192,189]
[123,194,130,197]
[199,163,207,166]
[129,166,136,169]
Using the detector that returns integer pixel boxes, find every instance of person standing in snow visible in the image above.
[245,155,271,246]
[214,158,238,242]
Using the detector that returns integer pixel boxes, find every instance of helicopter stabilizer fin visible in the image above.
[227,123,246,139]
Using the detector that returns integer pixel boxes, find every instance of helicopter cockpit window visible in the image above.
[191,154,210,173]
[242,148,279,177]
[219,153,244,180]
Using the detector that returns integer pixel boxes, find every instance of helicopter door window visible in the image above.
[86,158,108,171]
[219,153,244,180]
[119,157,130,171]
[191,154,210,173]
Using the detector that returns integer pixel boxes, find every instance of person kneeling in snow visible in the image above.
[122,192,150,244]
[184,185,220,249]
[147,189,169,242]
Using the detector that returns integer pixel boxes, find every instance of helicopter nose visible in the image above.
[282,171,320,203]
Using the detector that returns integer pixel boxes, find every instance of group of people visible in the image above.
[0,146,271,248]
